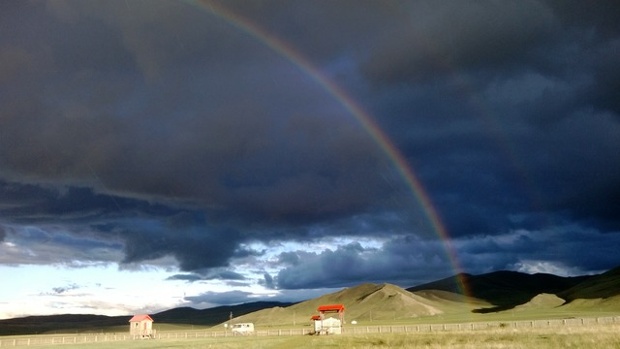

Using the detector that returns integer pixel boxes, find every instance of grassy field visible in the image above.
[3,273,619,347]
[8,323,619,349]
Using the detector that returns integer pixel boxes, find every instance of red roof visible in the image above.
[317,304,345,312]
[129,314,154,322]
[310,315,321,320]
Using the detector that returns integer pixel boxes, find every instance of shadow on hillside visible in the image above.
[470,293,542,313]
[472,304,521,313]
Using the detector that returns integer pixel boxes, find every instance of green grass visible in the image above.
[12,323,620,349]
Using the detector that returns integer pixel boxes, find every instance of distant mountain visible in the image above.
[559,266,620,302]
[154,301,295,325]
[0,314,127,336]
[407,271,592,312]
[0,301,293,336]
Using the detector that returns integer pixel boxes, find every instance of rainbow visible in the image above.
[188,0,468,296]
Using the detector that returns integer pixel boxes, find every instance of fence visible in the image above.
[1,316,618,347]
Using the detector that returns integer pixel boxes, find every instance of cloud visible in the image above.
[184,287,341,307]
[0,0,618,300]
[185,290,257,306]
[261,273,276,289]
[361,0,558,84]
[275,237,454,289]
[456,225,620,274]
[51,283,80,295]
[167,269,246,282]
[0,225,122,266]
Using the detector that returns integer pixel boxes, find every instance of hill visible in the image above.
[154,301,295,326]
[2,265,619,334]
[512,293,565,311]
[407,271,591,312]
[222,283,489,326]
[0,314,126,336]
[0,301,293,336]
[559,266,620,302]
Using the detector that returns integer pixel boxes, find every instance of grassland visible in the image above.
[2,267,619,348]
[6,322,619,349]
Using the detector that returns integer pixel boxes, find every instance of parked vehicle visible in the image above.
[231,323,254,335]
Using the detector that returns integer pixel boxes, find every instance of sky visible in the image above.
[0,0,619,319]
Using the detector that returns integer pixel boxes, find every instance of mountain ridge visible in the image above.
[407,270,593,312]
[1,265,619,335]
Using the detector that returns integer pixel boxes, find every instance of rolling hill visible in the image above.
[512,293,565,311]
[0,301,293,336]
[407,271,592,312]
[222,283,491,326]
[154,301,295,326]
[2,265,619,335]
[559,265,620,301]
[0,314,126,336]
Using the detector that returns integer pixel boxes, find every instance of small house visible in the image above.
[310,304,345,335]
[313,316,342,335]
[129,314,154,338]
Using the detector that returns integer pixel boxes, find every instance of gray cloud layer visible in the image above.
[1,0,619,291]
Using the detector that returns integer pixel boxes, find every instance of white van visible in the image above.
[231,323,254,335]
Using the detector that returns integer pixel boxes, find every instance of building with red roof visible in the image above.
[311,304,345,335]
[129,314,154,338]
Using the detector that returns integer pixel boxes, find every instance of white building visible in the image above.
[313,317,342,335]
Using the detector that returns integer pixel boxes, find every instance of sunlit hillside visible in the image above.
[2,265,619,335]
[226,283,491,326]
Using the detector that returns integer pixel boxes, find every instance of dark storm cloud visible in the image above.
[1,0,619,290]
[361,1,559,84]
[0,0,403,271]
[275,237,452,289]
[167,269,246,282]
[261,273,276,289]
[186,287,337,306]
[215,0,620,238]
[0,0,392,218]
[275,227,620,290]
[351,0,620,237]
[0,224,122,266]
[456,226,620,274]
